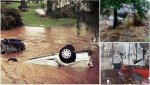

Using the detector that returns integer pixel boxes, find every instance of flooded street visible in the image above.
[1,26,99,84]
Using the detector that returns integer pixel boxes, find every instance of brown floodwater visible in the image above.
[1,26,99,84]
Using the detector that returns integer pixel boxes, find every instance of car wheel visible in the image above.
[65,44,75,51]
[59,45,76,63]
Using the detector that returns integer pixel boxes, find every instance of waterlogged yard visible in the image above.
[1,2,99,84]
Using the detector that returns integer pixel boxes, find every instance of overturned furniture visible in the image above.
[25,45,93,68]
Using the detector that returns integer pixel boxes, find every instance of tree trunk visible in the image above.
[46,0,53,16]
[111,43,115,63]
[19,0,27,10]
[77,14,80,36]
[102,44,105,57]
[76,3,81,36]
[135,43,137,60]
[128,43,130,65]
[143,49,147,59]
[113,9,118,29]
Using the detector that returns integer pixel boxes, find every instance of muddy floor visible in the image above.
[100,19,149,42]
[1,26,99,84]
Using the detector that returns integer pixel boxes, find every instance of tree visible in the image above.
[46,0,74,18]
[46,0,53,16]
[81,1,99,42]
[101,43,105,57]
[18,0,28,11]
[140,43,149,59]
[76,2,81,36]
[46,0,99,42]
[101,0,150,29]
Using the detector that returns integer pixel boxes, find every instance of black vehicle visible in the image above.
[1,38,25,54]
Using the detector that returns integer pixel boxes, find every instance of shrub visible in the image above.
[46,4,77,19]
[1,6,23,31]
[40,3,45,9]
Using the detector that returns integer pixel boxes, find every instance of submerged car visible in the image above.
[25,45,93,68]
[107,5,134,26]
[1,38,25,54]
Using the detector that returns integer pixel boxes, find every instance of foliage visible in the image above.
[131,0,150,18]
[101,0,150,18]
[48,5,76,18]
[46,0,99,41]
[145,38,150,42]
[46,1,77,18]
[1,5,23,30]
[40,3,45,9]
[1,2,77,27]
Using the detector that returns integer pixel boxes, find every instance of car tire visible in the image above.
[59,45,76,63]
[65,44,75,51]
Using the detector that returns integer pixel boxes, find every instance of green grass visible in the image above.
[2,2,77,27]
[145,37,150,42]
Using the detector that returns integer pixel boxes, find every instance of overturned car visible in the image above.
[25,45,93,68]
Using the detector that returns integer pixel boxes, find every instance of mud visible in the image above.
[1,26,99,84]
[100,20,149,42]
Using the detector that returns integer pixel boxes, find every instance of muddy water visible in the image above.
[1,26,99,84]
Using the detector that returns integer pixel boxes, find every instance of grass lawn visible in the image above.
[145,37,150,42]
[2,2,77,27]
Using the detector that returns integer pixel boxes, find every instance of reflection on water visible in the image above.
[1,26,99,84]
[25,26,46,36]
